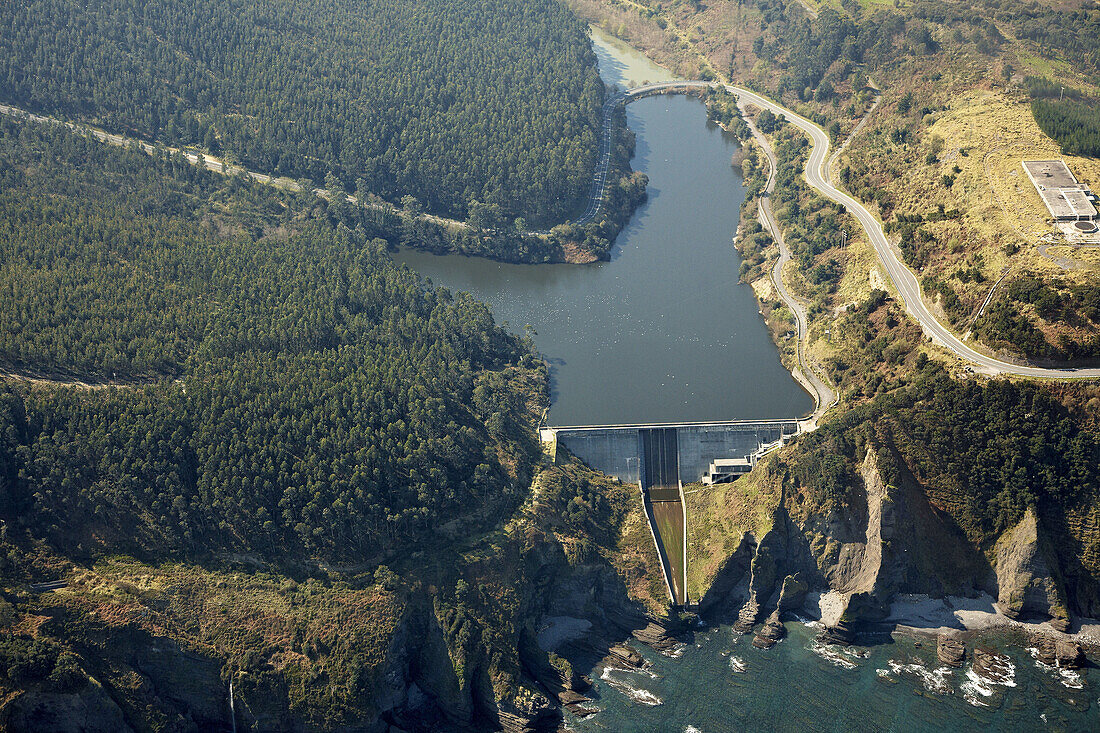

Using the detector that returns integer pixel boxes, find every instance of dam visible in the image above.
[540,419,799,486]
[541,419,799,606]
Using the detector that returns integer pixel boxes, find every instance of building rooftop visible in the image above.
[1063,189,1098,220]
[1022,160,1097,221]
[1022,159,1080,189]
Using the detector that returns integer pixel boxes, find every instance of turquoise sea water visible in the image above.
[571,622,1096,732]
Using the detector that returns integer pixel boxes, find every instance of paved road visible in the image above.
[619,82,1100,380]
[740,109,837,428]
[567,91,629,230]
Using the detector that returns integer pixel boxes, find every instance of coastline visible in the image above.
[800,589,1100,652]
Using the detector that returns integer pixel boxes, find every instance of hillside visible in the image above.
[0,0,602,226]
[0,115,547,564]
[0,111,674,730]
[688,288,1100,637]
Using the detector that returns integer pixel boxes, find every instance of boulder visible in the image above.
[972,647,1014,683]
[1055,639,1084,668]
[1032,635,1085,669]
[606,644,645,669]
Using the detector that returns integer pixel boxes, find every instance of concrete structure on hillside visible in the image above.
[541,419,799,486]
[540,419,797,607]
[1022,160,1098,222]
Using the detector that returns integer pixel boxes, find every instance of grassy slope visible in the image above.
[684,462,783,602]
[840,80,1100,353]
[650,500,685,604]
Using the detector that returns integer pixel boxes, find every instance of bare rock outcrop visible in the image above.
[632,621,679,653]
[818,620,856,646]
[973,647,1014,681]
[752,609,786,649]
[733,595,760,633]
[994,508,1069,629]
[1030,634,1084,669]
[936,634,966,668]
[606,643,645,669]
[777,572,809,612]
[1,679,132,733]
[1055,639,1084,668]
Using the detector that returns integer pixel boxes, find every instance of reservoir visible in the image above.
[396,32,812,425]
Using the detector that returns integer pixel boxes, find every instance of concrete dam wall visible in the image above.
[548,420,799,486]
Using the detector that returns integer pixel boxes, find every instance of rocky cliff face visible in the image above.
[691,445,1088,639]
[2,679,130,733]
[1,458,664,733]
[993,507,1069,630]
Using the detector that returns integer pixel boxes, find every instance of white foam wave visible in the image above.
[600,667,663,706]
[729,656,746,673]
[887,659,954,694]
[685,727,702,733]
[792,613,823,628]
[663,644,686,659]
[809,640,859,670]
[960,669,994,707]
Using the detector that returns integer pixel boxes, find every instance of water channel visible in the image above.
[395,28,812,426]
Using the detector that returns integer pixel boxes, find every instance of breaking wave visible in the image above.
[600,666,663,706]
[886,659,954,694]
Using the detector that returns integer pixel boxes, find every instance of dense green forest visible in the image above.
[800,350,1100,547]
[1029,99,1100,158]
[0,0,602,225]
[0,117,546,562]
[1025,76,1100,158]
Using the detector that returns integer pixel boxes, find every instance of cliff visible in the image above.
[993,507,1069,629]
[686,429,1100,638]
[0,457,668,733]
[689,417,1097,644]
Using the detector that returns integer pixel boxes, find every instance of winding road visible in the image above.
[604,82,1100,380]
[741,108,837,425]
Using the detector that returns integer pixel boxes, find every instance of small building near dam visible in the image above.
[1022,160,1098,223]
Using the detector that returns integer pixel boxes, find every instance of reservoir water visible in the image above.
[396,34,812,425]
